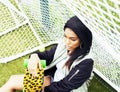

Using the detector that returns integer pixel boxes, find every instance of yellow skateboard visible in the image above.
[23,59,46,92]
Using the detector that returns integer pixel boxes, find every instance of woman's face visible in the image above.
[64,28,81,52]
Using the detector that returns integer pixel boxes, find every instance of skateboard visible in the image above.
[23,59,46,92]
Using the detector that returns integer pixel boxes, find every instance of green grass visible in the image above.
[0,55,29,87]
[88,74,117,92]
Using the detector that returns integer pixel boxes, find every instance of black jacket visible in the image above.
[34,45,94,92]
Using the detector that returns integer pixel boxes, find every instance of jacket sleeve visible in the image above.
[31,45,57,66]
[44,59,94,92]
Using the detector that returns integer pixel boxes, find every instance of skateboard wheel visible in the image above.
[24,59,46,68]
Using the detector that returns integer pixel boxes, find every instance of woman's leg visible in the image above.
[0,75,51,92]
[0,74,24,92]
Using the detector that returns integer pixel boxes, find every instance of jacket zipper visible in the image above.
[68,69,79,81]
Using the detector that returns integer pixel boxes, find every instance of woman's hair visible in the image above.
[64,16,92,70]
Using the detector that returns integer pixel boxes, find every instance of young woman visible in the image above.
[0,16,94,92]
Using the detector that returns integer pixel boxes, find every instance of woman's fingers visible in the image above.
[28,64,37,77]
[28,54,42,77]
[38,62,42,69]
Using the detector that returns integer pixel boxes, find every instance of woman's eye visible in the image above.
[71,38,76,41]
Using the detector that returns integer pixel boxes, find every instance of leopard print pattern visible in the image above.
[23,68,44,92]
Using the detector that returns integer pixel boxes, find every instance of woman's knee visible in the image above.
[9,75,18,81]
[7,75,24,89]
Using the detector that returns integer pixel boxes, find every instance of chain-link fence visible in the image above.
[61,0,120,91]
[0,0,120,91]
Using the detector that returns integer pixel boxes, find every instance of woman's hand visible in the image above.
[42,76,51,92]
[28,53,42,77]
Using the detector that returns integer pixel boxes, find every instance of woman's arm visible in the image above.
[30,45,57,65]
[44,59,94,92]
[28,45,57,76]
